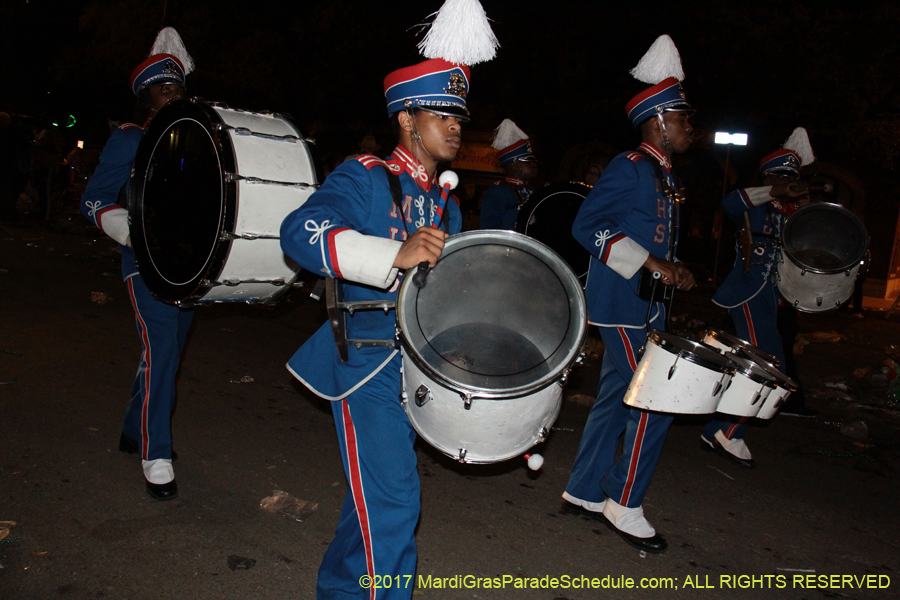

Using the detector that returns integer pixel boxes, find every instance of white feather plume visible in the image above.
[782,127,816,166]
[629,34,684,84]
[149,27,194,75]
[417,0,499,66]
[491,119,528,150]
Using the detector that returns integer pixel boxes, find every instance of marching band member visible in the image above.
[479,119,537,230]
[561,35,696,554]
[280,1,497,596]
[79,28,195,501]
[705,128,816,467]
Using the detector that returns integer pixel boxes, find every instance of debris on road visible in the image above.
[90,291,111,304]
[0,521,16,541]
[260,490,319,522]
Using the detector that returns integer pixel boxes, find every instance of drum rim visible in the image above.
[724,352,778,385]
[129,98,237,305]
[703,328,780,366]
[648,330,735,374]
[781,202,868,275]
[396,230,587,399]
[738,352,798,390]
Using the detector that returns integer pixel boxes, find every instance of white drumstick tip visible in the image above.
[439,170,458,190]
[524,453,544,470]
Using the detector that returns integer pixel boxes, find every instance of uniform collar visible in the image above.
[638,141,672,170]
[387,145,434,191]
[504,176,526,186]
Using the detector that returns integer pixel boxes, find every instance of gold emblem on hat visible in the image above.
[162,59,180,75]
[445,73,467,98]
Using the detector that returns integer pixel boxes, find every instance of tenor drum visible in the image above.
[129,99,317,306]
[397,231,587,463]
[775,203,868,312]
[716,352,776,417]
[624,331,734,414]
[702,328,780,368]
[739,354,798,420]
[514,182,592,283]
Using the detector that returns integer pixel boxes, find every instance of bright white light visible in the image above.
[77,141,84,149]
[715,132,748,146]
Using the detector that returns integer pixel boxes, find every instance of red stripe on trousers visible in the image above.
[127,278,153,461]
[341,400,376,600]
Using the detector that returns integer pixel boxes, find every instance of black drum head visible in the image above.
[129,99,236,304]
[514,181,592,282]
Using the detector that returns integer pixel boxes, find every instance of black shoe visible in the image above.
[780,405,818,417]
[146,479,178,501]
[701,436,755,469]
[561,500,605,522]
[601,517,668,554]
[119,433,177,461]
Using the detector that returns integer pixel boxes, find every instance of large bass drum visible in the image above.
[514,182,592,283]
[129,99,317,306]
[397,231,587,463]
[775,203,867,312]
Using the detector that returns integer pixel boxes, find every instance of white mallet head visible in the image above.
[439,170,459,190]
[524,453,544,470]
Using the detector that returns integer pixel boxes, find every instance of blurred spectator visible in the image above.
[0,111,29,223]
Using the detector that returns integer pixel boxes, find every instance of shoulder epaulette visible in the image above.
[118,122,142,131]
[626,151,646,163]
[356,154,402,175]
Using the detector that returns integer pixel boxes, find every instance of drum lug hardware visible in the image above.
[557,370,569,387]
[801,269,807,276]
[538,427,549,443]
[793,300,800,308]
[414,385,432,407]
[462,393,473,410]
[668,354,680,380]
[816,296,823,307]
[458,448,467,463]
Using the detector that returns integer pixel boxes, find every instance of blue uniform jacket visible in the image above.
[712,188,795,308]
[280,146,462,400]
[80,123,143,279]
[572,142,677,328]
[479,178,533,230]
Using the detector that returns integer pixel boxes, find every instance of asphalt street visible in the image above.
[1,219,898,600]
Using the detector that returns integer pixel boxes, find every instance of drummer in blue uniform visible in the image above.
[280,3,497,595]
[80,28,194,500]
[479,118,537,230]
[561,35,695,554]
[704,128,815,467]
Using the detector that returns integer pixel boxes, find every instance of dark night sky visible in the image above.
[3,0,900,272]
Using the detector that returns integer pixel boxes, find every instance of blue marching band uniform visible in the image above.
[478,176,533,230]
[280,58,465,599]
[81,43,193,500]
[705,139,810,457]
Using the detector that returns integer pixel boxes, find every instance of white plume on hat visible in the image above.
[491,119,528,150]
[149,27,194,75]
[417,0,499,66]
[630,35,684,84]
[783,127,816,166]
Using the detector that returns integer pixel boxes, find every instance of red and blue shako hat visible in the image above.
[384,59,471,120]
[385,0,498,120]
[492,119,535,166]
[130,27,195,96]
[759,127,815,178]
[625,35,692,128]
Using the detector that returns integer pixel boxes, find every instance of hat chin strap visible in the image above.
[655,110,673,152]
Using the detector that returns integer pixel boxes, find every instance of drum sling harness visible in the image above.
[326,170,447,362]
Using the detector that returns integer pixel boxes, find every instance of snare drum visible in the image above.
[397,230,587,463]
[716,352,776,417]
[624,331,734,414]
[775,203,868,312]
[129,99,317,306]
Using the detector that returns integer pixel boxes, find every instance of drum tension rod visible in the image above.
[224,172,317,189]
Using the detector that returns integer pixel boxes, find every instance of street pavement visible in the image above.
[1,220,898,600]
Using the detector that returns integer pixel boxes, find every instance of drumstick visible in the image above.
[413,171,458,288]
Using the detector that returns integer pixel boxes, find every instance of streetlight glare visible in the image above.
[715,132,748,146]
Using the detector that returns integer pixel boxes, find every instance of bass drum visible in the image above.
[129,98,317,306]
[515,181,593,283]
[775,203,868,312]
[397,231,587,463]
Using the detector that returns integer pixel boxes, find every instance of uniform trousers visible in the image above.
[704,283,785,442]
[317,353,419,600]
[565,314,673,509]
[122,274,193,461]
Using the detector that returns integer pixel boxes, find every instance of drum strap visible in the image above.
[387,171,410,237]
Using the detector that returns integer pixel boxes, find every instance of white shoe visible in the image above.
[562,491,606,513]
[714,430,753,460]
